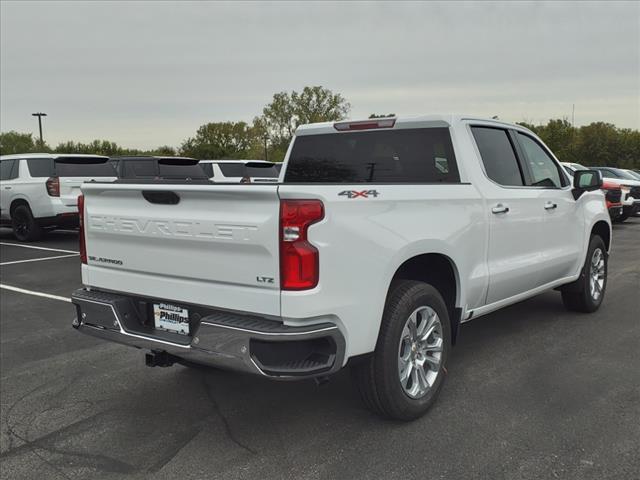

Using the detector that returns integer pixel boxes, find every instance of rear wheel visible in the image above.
[351,280,451,421]
[561,235,607,313]
[11,205,42,242]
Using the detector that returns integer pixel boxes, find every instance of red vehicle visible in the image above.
[601,180,623,220]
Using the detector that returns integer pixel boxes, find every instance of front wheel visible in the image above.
[561,235,607,313]
[351,280,451,421]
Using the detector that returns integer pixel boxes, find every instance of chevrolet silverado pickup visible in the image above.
[72,115,611,420]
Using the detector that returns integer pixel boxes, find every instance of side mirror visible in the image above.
[572,170,603,199]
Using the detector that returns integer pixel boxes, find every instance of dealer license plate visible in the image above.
[153,302,190,335]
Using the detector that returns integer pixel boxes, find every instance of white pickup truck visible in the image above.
[72,115,611,420]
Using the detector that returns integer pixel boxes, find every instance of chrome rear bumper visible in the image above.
[72,288,345,379]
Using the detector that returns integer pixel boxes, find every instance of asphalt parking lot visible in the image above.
[1,221,639,480]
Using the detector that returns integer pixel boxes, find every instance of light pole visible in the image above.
[32,112,47,147]
[263,134,268,162]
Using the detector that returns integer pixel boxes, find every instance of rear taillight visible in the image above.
[280,199,324,290]
[78,194,87,264]
[334,118,396,131]
[46,176,60,197]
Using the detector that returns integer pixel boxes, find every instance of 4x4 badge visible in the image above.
[338,190,380,199]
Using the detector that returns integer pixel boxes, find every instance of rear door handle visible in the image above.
[491,204,509,214]
[544,202,558,210]
[4,186,11,190]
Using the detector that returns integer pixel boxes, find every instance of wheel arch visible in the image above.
[591,220,611,253]
[9,198,31,217]
[387,253,462,345]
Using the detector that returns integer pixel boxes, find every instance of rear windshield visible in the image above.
[218,163,245,177]
[245,163,279,178]
[284,128,460,183]
[200,163,214,177]
[158,159,207,179]
[122,160,157,178]
[218,162,279,178]
[612,169,640,181]
[27,157,113,177]
[55,157,114,177]
[119,158,208,180]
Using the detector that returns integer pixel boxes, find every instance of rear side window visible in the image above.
[54,157,115,177]
[285,128,460,183]
[516,133,567,188]
[27,158,55,177]
[471,127,524,186]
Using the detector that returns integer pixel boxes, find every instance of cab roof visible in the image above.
[295,114,533,136]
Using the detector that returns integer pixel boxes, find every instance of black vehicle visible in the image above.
[110,156,210,182]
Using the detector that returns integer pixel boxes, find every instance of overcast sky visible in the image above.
[1,1,638,149]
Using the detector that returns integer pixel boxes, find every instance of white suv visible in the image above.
[0,153,115,241]
[199,160,280,183]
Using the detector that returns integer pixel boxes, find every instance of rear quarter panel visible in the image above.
[279,183,487,359]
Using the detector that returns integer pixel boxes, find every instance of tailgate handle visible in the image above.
[142,191,180,205]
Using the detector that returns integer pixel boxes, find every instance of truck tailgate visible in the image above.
[60,177,117,206]
[81,183,281,316]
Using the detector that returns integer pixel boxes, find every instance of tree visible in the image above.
[149,145,177,156]
[616,128,640,169]
[516,121,540,135]
[258,86,350,161]
[180,121,259,159]
[538,118,577,163]
[573,122,622,167]
[53,140,123,156]
[0,131,37,155]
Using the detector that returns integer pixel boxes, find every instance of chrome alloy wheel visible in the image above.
[589,247,606,301]
[397,306,444,399]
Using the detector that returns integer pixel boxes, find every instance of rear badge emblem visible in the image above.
[338,190,380,199]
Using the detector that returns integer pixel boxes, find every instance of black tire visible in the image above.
[613,212,630,223]
[351,280,451,421]
[561,235,607,313]
[11,205,42,242]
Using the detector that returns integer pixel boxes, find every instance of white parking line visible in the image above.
[0,284,71,303]
[0,253,79,266]
[0,242,78,254]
